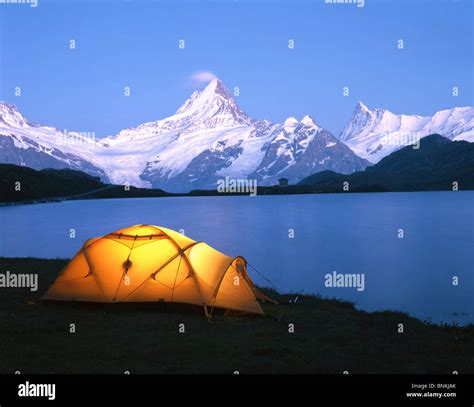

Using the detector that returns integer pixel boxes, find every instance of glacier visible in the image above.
[1,79,472,191]
[339,101,474,163]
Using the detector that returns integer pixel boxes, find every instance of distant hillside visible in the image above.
[0,164,171,203]
[2,134,473,203]
[0,164,104,202]
[298,135,474,192]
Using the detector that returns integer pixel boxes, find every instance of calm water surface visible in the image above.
[1,192,473,324]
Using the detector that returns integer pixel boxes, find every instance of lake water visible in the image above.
[1,192,473,325]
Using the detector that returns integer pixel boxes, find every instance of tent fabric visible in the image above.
[42,224,271,316]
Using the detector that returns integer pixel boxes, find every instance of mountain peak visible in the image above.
[355,101,371,113]
[283,117,299,127]
[0,101,29,128]
[172,78,251,127]
[301,115,318,127]
[0,101,21,116]
[202,78,228,94]
[192,77,236,106]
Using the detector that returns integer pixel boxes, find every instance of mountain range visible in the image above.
[0,79,472,192]
[340,102,474,163]
[298,134,474,192]
[3,134,472,203]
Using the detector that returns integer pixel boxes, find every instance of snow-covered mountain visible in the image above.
[340,102,474,163]
[3,80,471,191]
[249,115,367,185]
[0,79,368,192]
[0,103,109,180]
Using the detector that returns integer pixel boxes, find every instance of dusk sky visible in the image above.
[0,0,472,137]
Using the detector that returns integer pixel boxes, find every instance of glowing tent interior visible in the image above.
[42,224,275,316]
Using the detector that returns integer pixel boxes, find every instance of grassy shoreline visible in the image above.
[0,257,473,374]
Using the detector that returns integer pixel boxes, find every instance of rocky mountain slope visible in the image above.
[339,102,474,163]
[0,80,368,191]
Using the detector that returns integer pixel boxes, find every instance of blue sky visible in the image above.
[0,0,472,137]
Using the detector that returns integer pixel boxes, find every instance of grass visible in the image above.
[0,257,473,374]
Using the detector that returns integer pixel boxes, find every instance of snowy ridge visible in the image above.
[0,79,472,191]
[249,114,368,185]
[0,79,367,191]
[97,80,264,187]
[0,103,108,180]
[340,102,474,163]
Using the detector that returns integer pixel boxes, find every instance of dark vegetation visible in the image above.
[0,164,172,203]
[298,135,474,192]
[0,257,472,374]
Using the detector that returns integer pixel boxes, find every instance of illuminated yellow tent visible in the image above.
[42,224,274,316]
